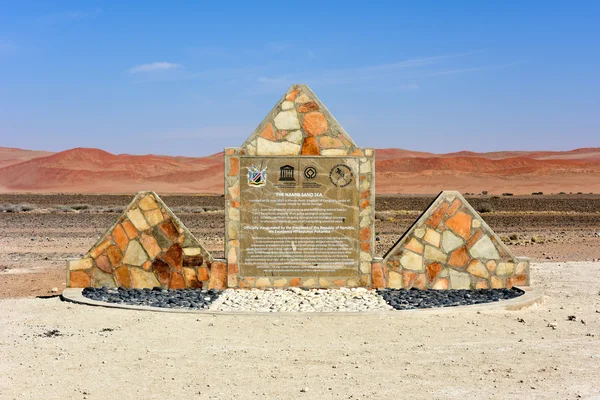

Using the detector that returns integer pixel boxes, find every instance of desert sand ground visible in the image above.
[0,261,599,399]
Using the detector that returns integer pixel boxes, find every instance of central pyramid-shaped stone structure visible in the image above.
[239,84,360,157]
[224,84,376,288]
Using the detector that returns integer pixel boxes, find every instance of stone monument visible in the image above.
[66,84,529,291]
[224,84,376,288]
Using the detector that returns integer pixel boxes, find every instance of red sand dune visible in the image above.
[1,146,599,195]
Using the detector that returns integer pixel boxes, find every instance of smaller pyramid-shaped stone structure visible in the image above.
[378,191,529,290]
[240,84,361,157]
[67,191,225,290]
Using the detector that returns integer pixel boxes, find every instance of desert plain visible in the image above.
[0,192,599,399]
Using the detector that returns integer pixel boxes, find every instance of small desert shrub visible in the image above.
[559,192,566,195]
[476,202,494,213]
[374,212,388,221]
[481,190,488,195]
[502,193,513,197]
[577,192,583,195]
[532,192,543,195]
[0,203,38,212]
[71,203,90,210]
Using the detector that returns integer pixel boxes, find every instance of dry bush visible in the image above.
[97,206,126,213]
[173,206,205,213]
[71,203,90,210]
[476,202,494,213]
[0,203,38,212]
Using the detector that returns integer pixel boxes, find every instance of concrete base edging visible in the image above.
[61,287,544,316]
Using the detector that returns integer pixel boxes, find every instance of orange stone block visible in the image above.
[259,123,275,140]
[475,280,489,289]
[225,148,235,155]
[371,262,385,288]
[467,229,484,248]
[96,255,112,274]
[114,266,131,288]
[360,199,370,209]
[197,267,210,281]
[447,198,462,216]
[69,270,90,288]
[140,233,161,259]
[152,259,171,287]
[360,190,371,199]
[338,134,351,148]
[445,211,473,240]
[319,136,343,149]
[286,89,298,101]
[426,262,443,282]
[142,261,152,271]
[449,246,470,268]
[414,274,428,290]
[405,238,424,254]
[360,242,371,252]
[507,274,528,288]
[238,279,250,288]
[112,224,129,251]
[122,220,138,239]
[298,101,319,113]
[229,157,239,176]
[333,279,346,286]
[107,245,123,267]
[486,260,497,273]
[351,149,364,156]
[432,278,449,290]
[402,270,417,289]
[208,261,227,290]
[426,202,449,229]
[301,137,320,155]
[228,263,238,274]
[163,243,183,271]
[159,220,179,242]
[289,277,301,287]
[302,112,328,136]
[169,272,185,289]
[360,227,371,242]
[90,239,112,259]
[231,201,240,208]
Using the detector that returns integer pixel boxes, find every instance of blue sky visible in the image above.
[0,1,598,156]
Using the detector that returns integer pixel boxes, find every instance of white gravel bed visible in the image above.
[210,287,393,312]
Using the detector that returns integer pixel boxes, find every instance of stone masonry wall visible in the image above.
[375,191,530,290]
[66,191,226,290]
[224,84,376,288]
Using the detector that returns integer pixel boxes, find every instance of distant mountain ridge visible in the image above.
[1,146,599,194]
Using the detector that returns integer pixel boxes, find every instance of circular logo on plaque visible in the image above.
[303,166,317,180]
[329,164,354,187]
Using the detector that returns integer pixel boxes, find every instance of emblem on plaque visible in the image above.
[278,165,295,181]
[329,164,354,187]
[303,166,317,180]
[247,165,267,187]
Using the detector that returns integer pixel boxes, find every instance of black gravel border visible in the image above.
[377,287,525,310]
[82,287,222,310]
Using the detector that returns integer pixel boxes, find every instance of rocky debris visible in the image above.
[377,288,524,310]
[81,286,526,312]
[212,288,392,313]
[82,287,221,309]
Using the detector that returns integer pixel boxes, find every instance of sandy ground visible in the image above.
[0,262,599,400]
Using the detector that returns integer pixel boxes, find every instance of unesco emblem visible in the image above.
[303,166,317,180]
[278,165,295,181]
[329,164,353,187]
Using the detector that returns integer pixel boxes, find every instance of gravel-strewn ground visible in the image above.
[80,287,525,313]
[1,262,599,399]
